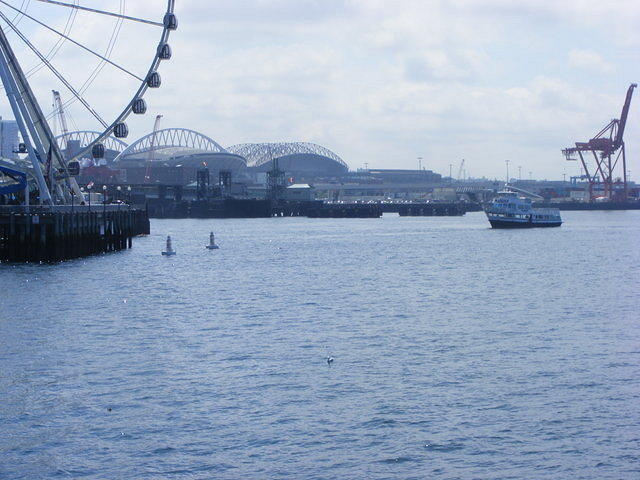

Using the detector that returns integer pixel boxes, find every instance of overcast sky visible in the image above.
[2,0,640,180]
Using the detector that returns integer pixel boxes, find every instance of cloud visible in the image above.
[568,49,614,73]
[404,49,488,82]
[1,0,639,179]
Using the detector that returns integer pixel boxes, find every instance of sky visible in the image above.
[1,0,639,180]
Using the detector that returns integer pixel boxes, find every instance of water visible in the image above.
[1,211,639,479]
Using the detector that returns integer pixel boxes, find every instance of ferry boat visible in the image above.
[485,189,562,228]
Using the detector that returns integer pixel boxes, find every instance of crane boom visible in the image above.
[52,90,69,137]
[145,114,162,183]
[615,83,636,147]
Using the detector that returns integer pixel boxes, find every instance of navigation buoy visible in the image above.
[206,231,219,250]
[161,235,176,256]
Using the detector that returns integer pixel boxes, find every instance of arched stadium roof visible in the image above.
[115,128,228,161]
[227,142,348,170]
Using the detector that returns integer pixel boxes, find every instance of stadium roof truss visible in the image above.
[227,142,347,169]
[117,128,228,160]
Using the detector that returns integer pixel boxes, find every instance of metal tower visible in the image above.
[0,1,177,205]
[0,26,80,204]
[562,83,637,201]
[267,158,286,201]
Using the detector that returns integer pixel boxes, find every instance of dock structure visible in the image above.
[395,202,466,216]
[305,203,382,218]
[0,205,149,263]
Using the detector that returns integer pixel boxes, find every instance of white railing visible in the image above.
[533,207,560,215]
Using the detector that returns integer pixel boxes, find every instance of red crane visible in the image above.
[562,83,636,201]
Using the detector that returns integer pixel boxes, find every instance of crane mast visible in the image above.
[457,159,465,181]
[52,90,69,139]
[145,114,163,183]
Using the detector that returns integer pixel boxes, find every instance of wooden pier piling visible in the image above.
[0,205,150,263]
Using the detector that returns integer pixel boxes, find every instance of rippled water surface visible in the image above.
[2,211,639,479]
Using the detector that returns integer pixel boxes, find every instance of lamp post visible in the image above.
[505,160,510,184]
[117,185,122,209]
[87,184,92,211]
[127,186,132,206]
[449,163,453,185]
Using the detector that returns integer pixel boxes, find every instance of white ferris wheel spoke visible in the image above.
[0,0,143,82]
[33,0,163,27]
[0,10,108,127]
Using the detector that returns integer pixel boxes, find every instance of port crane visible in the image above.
[562,83,636,201]
[457,159,465,181]
[144,114,163,183]
[52,90,70,140]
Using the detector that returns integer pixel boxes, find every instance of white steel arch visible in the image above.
[116,128,228,160]
[227,142,347,169]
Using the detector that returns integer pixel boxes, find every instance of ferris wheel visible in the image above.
[0,1,177,204]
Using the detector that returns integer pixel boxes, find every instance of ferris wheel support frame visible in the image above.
[0,23,65,204]
[0,0,177,205]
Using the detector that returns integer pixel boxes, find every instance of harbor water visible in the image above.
[1,211,639,479]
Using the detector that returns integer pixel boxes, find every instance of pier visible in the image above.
[126,185,473,219]
[304,202,382,218]
[0,206,150,263]
[394,202,466,216]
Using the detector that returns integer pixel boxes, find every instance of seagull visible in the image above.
[326,356,334,366]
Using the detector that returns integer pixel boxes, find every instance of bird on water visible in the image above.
[326,356,334,366]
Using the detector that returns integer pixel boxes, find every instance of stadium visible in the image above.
[113,128,247,184]
[228,142,349,180]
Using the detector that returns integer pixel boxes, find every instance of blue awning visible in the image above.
[0,164,27,195]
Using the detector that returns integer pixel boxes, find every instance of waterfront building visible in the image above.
[0,117,19,160]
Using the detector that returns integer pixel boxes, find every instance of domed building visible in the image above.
[227,142,348,181]
[115,128,247,185]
